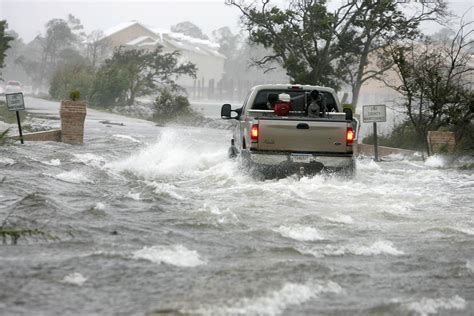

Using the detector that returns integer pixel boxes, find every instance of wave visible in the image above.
[62,272,88,286]
[196,281,342,315]
[53,170,93,184]
[275,225,324,241]
[299,240,404,257]
[132,244,206,267]
[404,295,466,316]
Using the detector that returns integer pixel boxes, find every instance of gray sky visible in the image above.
[1,0,472,43]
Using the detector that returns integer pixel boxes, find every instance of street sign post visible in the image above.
[363,105,387,162]
[5,93,26,144]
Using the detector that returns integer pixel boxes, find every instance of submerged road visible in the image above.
[0,98,473,315]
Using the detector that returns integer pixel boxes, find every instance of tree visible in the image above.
[228,0,446,107]
[90,47,197,107]
[49,63,94,100]
[383,19,474,152]
[0,20,14,79]
[85,30,110,68]
[171,21,209,40]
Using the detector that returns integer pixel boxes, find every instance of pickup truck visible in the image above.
[221,84,356,178]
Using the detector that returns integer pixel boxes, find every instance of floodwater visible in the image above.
[0,101,473,315]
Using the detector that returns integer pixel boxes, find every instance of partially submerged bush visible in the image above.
[153,86,191,120]
[0,128,10,145]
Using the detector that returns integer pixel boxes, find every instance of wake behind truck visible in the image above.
[221,84,356,178]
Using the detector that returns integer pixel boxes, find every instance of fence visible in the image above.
[184,78,286,102]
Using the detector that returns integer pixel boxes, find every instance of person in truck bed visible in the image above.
[307,90,328,118]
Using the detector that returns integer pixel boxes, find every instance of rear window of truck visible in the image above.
[251,90,337,112]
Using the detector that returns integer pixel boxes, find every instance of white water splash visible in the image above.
[63,272,88,286]
[0,158,14,165]
[106,129,226,180]
[300,240,404,257]
[54,170,93,184]
[466,260,474,272]
[94,202,106,211]
[132,245,205,267]
[424,155,447,168]
[199,281,342,315]
[113,134,141,143]
[405,295,466,316]
[145,181,185,200]
[276,225,324,241]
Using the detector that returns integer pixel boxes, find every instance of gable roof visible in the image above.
[102,21,225,59]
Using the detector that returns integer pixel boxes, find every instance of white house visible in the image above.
[99,21,226,88]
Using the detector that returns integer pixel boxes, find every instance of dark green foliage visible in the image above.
[0,128,10,145]
[385,21,474,153]
[153,86,191,120]
[229,0,445,107]
[69,90,80,101]
[171,21,209,40]
[0,227,53,245]
[49,64,94,100]
[89,47,196,107]
[0,20,14,79]
[362,120,425,151]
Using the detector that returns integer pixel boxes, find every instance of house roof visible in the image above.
[102,21,225,59]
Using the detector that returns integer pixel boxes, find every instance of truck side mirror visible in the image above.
[221,104,232,119]
[343,108,353,121]
[221,104,241,120]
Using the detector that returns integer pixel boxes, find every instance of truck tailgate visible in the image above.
[257,118,349,153]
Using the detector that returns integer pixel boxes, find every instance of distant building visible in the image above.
[99,21,226,88]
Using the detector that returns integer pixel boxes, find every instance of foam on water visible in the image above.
[132,245,205,267]
[62,272,88,286]
[126,192,141,200]
[113,134,141,143]
[276,225,324,241]
[54,170,93,184]
[466,260,474,272]
[199,281,342,315]
[323,214,354,224]
[72,153,106,168]
[94,202,106,211]
[300,240,404,257]
[42,159,61,166]
[404,295,466,316]
[144,181,185,200]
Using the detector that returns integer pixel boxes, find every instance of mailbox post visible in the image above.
[5,93,26,144]
[363,105,386,162]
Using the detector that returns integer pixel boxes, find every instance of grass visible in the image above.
[0,101,27,124]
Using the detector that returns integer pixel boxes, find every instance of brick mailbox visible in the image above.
[427,131,455,155]
[60,100,87,144]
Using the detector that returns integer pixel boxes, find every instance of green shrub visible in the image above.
[362,120,425,151]
[153,86,191,120]
[69,90,80,101]
[0,128,10,145]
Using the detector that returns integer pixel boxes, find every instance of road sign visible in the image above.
[363,104,386,123]
[5,93,25,111]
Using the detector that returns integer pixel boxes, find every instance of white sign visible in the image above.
[5,93,25,111]
[363,104,386,123]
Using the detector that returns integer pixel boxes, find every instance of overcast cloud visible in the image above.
[1,0,472,43]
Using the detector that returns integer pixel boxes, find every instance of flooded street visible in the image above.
[0,99,473,315]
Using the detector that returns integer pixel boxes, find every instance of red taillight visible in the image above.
[250,124,259,141]
[346,127,354,145]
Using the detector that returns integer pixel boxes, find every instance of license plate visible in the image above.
[290,154,312,163]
